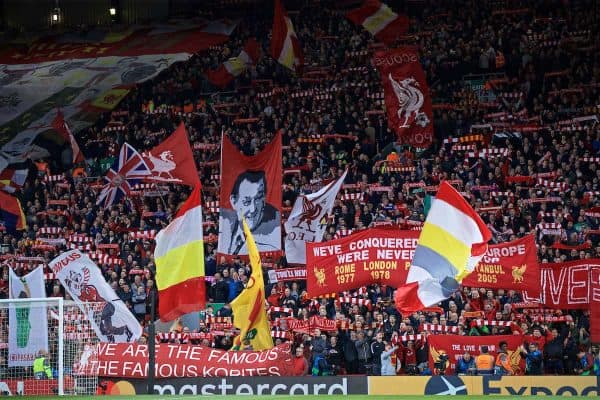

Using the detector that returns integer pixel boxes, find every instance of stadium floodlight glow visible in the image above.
[52,13,59,22]
[109,7,116,16]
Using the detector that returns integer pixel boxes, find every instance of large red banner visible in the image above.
[590,264,600,342]
[218,131,282,257]
[373,47,433,148]
[427,335,525,375]
[306,228,419,297]
[81,343,295,378]
[0,27,229,64]
[521,259,600,309]
[462,235,539,293]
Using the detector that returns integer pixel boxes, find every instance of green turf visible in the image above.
[23,396,595,399]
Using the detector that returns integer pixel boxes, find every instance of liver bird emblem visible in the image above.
[507,349,523,375]
[389,74,430,128]
[294,196,323,233]
[314,266,326,287]
[511,264,527,283]
[145,150,178,181]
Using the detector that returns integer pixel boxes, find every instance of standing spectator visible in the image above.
[292,345,309,376]
[380,343,399,376]
[310,328,326,360]
[343,331,359,374]
[574,350,595,376]
[131,286,147,322]
[370,332,385,375]
[495,341,514,376]
[544,328,564,374]
[355,331,372,374]
[210,272,229,303]
[521,342,543,375]
[475,345,495,375]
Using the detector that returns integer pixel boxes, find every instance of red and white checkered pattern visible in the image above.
[271,330,290,339]
[421,324,459,333]
[538,211,571,220]
[129,230,157,240]
[337,297,371,307]
[205,201,219,213]
[391,334,424,344]
[268,306,293,315]
[536,223,563,230]
[205,316,232,324]
[43,174,65,182]
[68,234,93,243]
[537,179,569,191]
[69,243,92,251]
[339,192,363,201]
[334,229,353,239]
[489,191,514,198]
[452,144,475,151]
[582,157,600,162]
[473,319,516,328]
[37,227,63,235]
[387,166,416,173]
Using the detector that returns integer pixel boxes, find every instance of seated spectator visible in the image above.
[456,351,475,375]
[475,346,495,375]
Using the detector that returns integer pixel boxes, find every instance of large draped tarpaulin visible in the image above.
[0,22,234,163]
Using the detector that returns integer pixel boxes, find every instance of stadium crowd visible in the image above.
[0,0,599,377]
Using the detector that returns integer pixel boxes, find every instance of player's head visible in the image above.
[230,170,267,231]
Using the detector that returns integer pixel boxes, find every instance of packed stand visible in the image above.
[0,0,599,377]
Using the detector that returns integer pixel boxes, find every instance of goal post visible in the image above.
[0,297,100,396]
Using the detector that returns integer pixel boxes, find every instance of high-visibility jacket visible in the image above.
[33,356,52,378]
[495,352,514,374]
[475,353,495,371]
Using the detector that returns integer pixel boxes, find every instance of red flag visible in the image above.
[270,0,303,72]
[217,131,282,257]
[142,123,200,187]
[207,38,261,89]
[346,0,409,45]
[52,110,84,164]
[373,47,433,148]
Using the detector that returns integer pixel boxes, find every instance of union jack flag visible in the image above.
[96,143,151,208]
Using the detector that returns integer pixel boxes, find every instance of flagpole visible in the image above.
[147,289,156,395]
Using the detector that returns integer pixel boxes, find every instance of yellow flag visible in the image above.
[230,219,274,351]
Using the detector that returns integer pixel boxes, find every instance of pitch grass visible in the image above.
[24,396,593,399]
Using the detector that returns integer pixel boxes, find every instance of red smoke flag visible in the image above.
[52,110,84,164]
[206,38,261,89]
[346,0,409,45]
[373,47,433,148]
[141,122,200,187]
[270,0,303,72]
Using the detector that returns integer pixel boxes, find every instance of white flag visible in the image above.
[284,170,348,264]
[8,267,48,367]
[49,250,142,343]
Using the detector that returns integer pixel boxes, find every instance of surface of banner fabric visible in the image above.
[306,228,420,298]
[49,250,142,343]
[285,170,347,264]
[521,259,600,309]
[218,131,282,258]
[79,342,295,378]
[373,47,434,148]
[428,334,525,375]
[461,235,539,293]
[8,267,48,367]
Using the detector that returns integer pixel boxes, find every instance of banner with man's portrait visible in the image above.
[218,131,282,257]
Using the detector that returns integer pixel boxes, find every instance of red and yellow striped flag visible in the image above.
[155,186,205,321]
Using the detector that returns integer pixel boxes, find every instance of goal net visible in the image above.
[0,297,101,396]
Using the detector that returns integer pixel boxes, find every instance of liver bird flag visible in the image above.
[141,122,200,187]
[230,219,273,351]
[284,170,347,264]
[96,142,151,208]
[395,181,492,313]
[155,186,205,321]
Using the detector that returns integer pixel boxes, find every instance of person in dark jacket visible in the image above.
[544,328,564,374]
[210,272,229,303]
[310,328,327,360]
[370,332,385,375]
[355,331,372,374]
[521,342,543,375]
[343,331,359,374]
[456,351,475,375]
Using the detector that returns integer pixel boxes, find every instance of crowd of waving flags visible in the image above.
[0,0,515,347]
